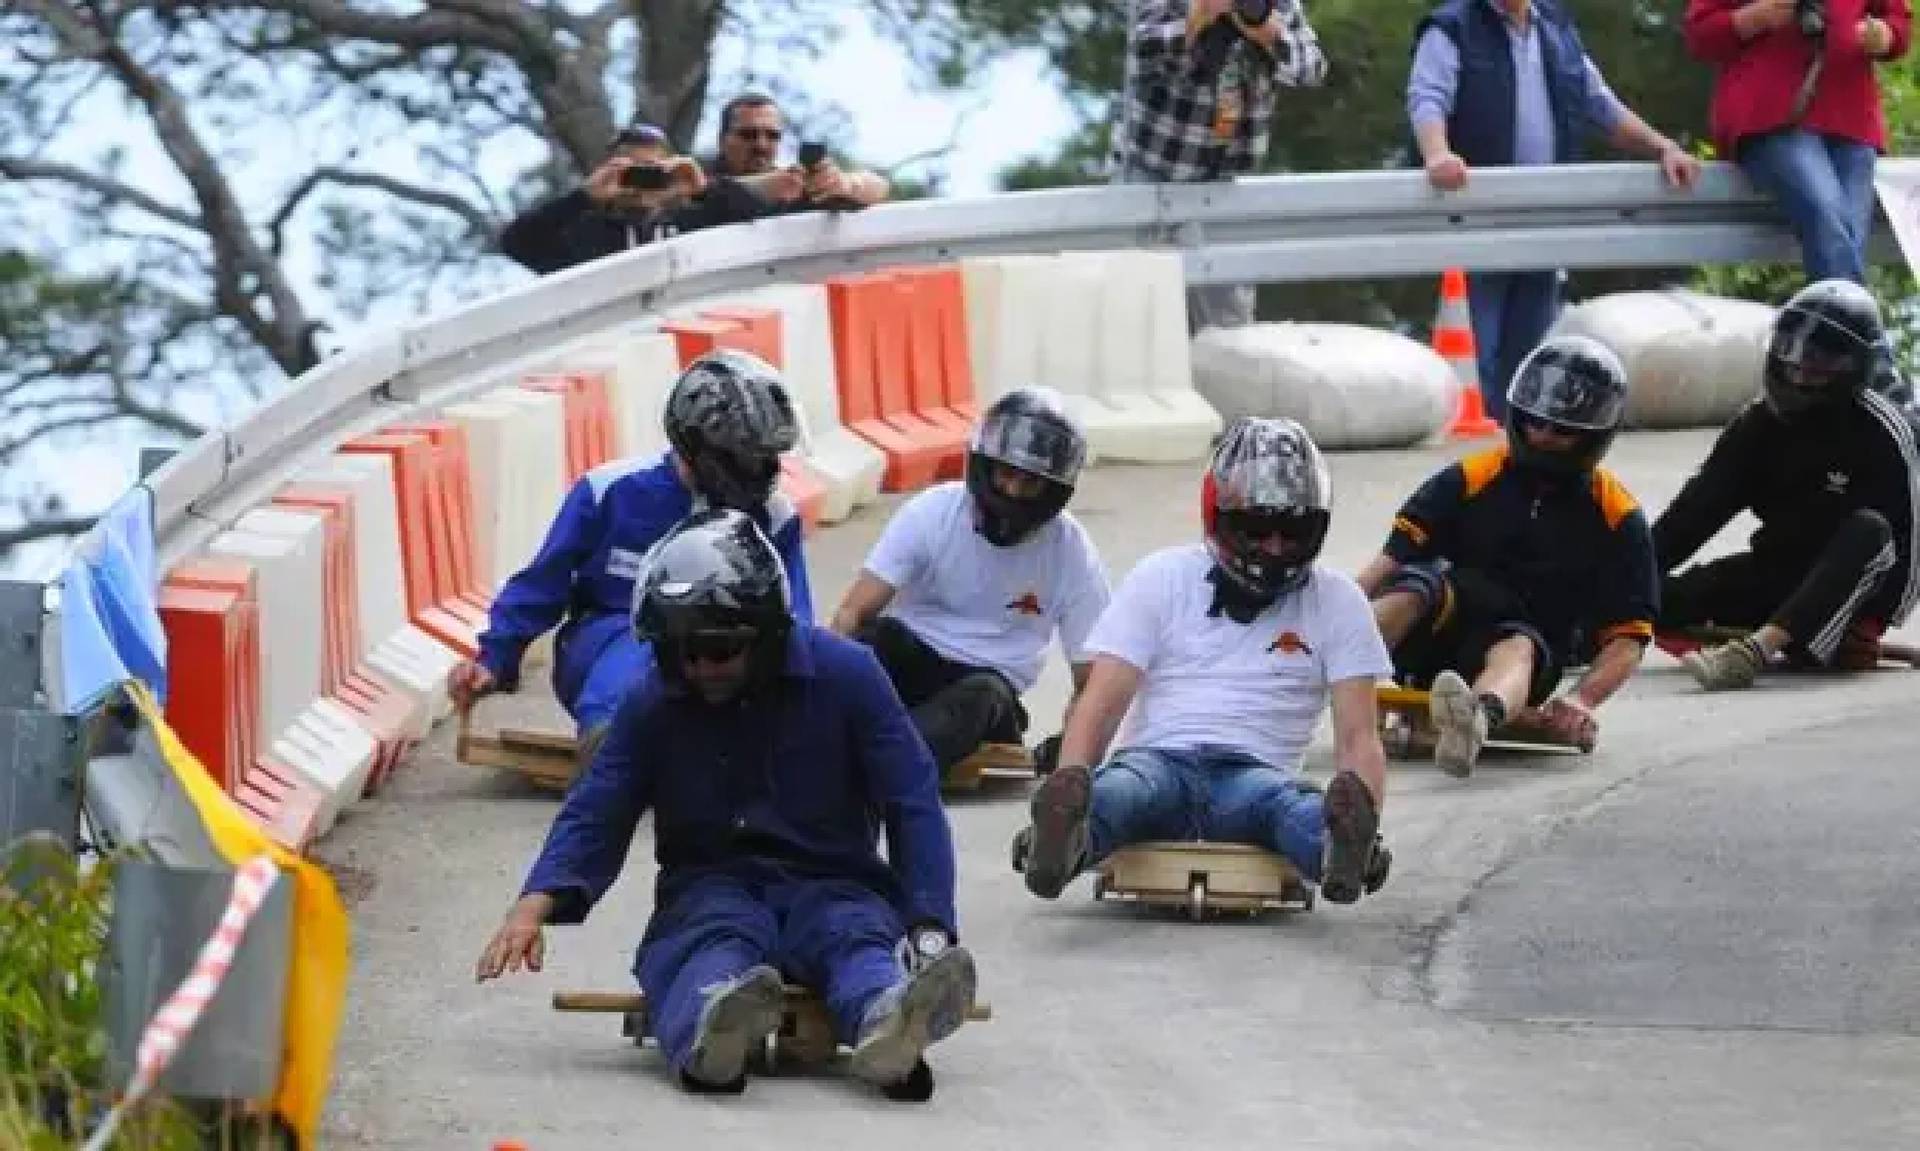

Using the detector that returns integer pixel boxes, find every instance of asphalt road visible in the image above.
[315,428,1920,1151]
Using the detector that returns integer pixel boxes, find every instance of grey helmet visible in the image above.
[663,348,800,511]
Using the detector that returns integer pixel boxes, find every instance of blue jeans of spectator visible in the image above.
[1467,270,1562,421]
[1085,744,1329,881]
[1737,128,1877,286]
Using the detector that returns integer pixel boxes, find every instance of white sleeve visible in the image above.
[860,489,937,591]
[1318,571,1394,684]
[1082,552,1168,675]
[1054,524,1114,664]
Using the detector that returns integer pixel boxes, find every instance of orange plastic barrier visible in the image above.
[895,265,981,424]
[159,558,325,850]
[339,430,484,656]
[826,274,965,490]
[521,372,616,484]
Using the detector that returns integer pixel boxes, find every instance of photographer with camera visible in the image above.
[707,92,892,213]
[498,122,781,276]
[1112,0,1329,334]
[1685,0,1910,288]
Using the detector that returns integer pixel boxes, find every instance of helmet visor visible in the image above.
[1770,304,1874,392]
[1509,357,1626,431]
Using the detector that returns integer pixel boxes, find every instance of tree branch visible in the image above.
[0,156,203,231]
[271,164,495,256]
[0,516,103,551]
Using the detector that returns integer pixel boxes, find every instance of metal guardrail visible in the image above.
[123,159,1909,585]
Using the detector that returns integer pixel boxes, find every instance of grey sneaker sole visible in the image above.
[849,947,977,1087]
[1428,671,1482,779]
[684,965,785,1086]
[1023,765,1092,899]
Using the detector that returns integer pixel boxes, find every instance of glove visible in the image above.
[895,924,951,974]
[1534,696,1598,750]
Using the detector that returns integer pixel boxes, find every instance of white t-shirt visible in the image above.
[1085,544,1393,770]
[861,482,1111,692]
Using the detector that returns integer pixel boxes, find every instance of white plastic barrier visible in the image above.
[961,252,1220,462]
[559,330,678,463]
[720,283,885,522]
[207,509,377,834]
[441,399,513,590]
[1190,322,1458,449]
[481,386,568,575]
[1550,290,1772,429]
[298,454,458,728]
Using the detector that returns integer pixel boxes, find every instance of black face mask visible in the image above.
[1205,567,1276,625]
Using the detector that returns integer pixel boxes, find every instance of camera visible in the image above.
[620,163,673,191]
[1796,0,1826,39]
[798,141,827,170]
[1234,0,1275,23]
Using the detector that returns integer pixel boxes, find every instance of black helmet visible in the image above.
[1202,416,1331,602]
[631,507,793,696]
[1764,279,1885,419]
[965,386,1087,546]
[1504,334,1629,476]
[663,348,800,511]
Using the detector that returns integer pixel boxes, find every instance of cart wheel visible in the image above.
[1187,877,1207,922]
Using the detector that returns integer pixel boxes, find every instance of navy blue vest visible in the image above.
[1413,0,1591,168]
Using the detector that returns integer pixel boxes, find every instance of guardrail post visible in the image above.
[0,581,85,852]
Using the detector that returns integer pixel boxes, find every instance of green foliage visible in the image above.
[0,836,201,1150]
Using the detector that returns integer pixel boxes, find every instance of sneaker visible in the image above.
[1022,763,1092,899]
[1428,670,1487,778]
[682,964,785,1089]
[1319,771,1380,905]
[1681,637,1764,691]
[1363,837,1392,894]
[848,946,978,1088]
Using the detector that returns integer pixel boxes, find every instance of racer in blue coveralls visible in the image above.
[474,509,977,1100]
[448,349,816,764]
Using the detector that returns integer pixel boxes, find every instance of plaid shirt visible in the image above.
[1113,0,1328,183]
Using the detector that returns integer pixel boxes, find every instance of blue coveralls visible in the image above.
[474,453,815,733]
[517,625,959,1074]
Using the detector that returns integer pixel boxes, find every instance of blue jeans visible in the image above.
[1737,129,1878,286]
[1085,745,1329,881]
[635,871,906,1073]
[1467,270,1562,421]
[550,611,651,735]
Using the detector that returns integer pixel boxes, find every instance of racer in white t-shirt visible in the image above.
[831,387,1112,779]
[1015,417,1395,907]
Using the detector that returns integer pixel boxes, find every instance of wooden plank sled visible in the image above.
[454,707,579,791]
[554,986,992,1067]
[1375,684,1590,757]
[1655,625,1920,670]
[941,742,1037,794]
[1093,841,1315,919]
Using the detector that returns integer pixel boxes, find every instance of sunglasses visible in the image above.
[731,127,783,142]
[1221,508,1321,543]
[679,628,758,663]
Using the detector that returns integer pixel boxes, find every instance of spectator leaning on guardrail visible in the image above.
[1683,0,1911,289]
[1111,0,1329,335]
[705,91,893,213]
[497,122,784,275]
[1407,0,1702,421]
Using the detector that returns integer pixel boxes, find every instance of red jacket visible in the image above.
[1684,0,1911,157]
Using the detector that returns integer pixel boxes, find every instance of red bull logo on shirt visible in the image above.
[1269,630,1314,656]
[1006,591,1044,616]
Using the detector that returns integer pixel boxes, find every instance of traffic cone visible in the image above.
[1434,267,1499,438]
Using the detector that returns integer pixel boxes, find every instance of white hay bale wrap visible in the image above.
[1189,322,1457,450]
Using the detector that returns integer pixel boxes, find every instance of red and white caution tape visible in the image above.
[84,855,282,1151]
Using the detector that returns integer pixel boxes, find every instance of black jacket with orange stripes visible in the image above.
[1652,391,1920,630]
[1384,445,1661,661]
